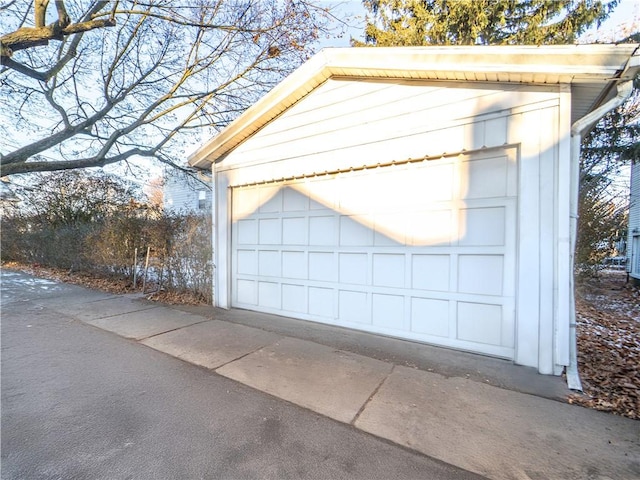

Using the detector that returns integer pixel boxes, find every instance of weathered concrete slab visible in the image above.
[200,307,571,401]
[355,365,640,480]
[217,337,393,423]
[53,297,157,322]
[39,290,117,306]
[141,320,282,369]
[86,307,203,340]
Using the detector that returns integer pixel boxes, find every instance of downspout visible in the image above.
[567,80,634,391]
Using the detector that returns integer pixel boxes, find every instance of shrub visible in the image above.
[1,172,213,303]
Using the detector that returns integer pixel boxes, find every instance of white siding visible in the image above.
[218,79,560,182]
[214,78,568,374]
[628,161,640,280]
[164,173,212,214]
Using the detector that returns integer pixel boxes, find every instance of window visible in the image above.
[198,190,206,210]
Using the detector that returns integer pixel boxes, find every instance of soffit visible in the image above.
[189,44,640,168]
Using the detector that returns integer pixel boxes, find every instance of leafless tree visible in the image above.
[1,0,337,175]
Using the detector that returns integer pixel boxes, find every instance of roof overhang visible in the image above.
[189,44,640,169]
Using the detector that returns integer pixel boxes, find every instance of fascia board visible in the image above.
[188,44,639,168]
[189,51,331,168]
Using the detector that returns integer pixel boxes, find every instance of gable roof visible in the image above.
[189,44,640,169]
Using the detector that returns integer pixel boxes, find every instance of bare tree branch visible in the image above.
[0,1,337,176]
[34,0,49,28]
[41,1,116,81]
[54,0,70,26]
[1,0,114,65]
[0,55,47,80]
[1,147,153,174]
[0,18,115,56]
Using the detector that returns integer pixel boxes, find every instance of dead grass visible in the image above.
[3,261,209,305]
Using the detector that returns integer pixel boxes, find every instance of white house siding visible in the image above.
[164,173,212,214]
[628,161,640,282]
[213,78,569,374]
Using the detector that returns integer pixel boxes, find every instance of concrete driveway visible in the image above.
[3,268,639,480]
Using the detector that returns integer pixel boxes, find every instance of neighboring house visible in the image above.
[163,170,212,213]
[189,45,640,378]
[628,160,640,285]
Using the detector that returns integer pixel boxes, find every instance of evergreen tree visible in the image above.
[578,33,639,271]
[357,0,637,273]
[357,0,619,46]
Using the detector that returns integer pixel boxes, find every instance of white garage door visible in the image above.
[230,149,517,359]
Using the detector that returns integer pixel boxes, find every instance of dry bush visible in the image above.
[1,172,212,303]
[147,213,213,302]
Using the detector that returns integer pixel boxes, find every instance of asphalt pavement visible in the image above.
[1,269,480,480]
[2,268,639,480]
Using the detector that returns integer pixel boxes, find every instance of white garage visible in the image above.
[189,45,640,377]
[231,149,518,359]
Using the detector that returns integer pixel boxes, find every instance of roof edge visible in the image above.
[189,44,640,168]
[189,50,331,168]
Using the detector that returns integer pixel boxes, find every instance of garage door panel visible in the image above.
[372,294,405,330]
[231,150,517,360]
[258,250,280,277]
[419,164,455,202]
[458,207,505,246]
[237,279,257,305]
[258,281,280,309]
[283,187,309,212]
[258,218,281,244]
[457,255,504,296]
[237,219,258,244]
[309,197,333,211]
[234,188,260,219]
[502,303,516,348]
[283,217,307,244]
[258,186,282,213]
[463,155,508,199]
[340,215,374,246]
[309,252,337,282]
[374,230,404,246]
[407,209,453,246]
[339,290,370,324]
[237,250,257,275]
[374,213,407,245]
[307,180,338,210]
[372,254,405,288]
[339,174,375,212]
[339,253,368,285]
[282,284,307,313]
[457,302,503,346]
[309,287,334,317]
[411,255,450,292]
[385,164,454,207]
[282,251,306,279]
[411,297,450,337]
[309,216,336,245]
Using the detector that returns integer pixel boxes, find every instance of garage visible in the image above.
[189,45,640,376]
[231,149,517,359]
